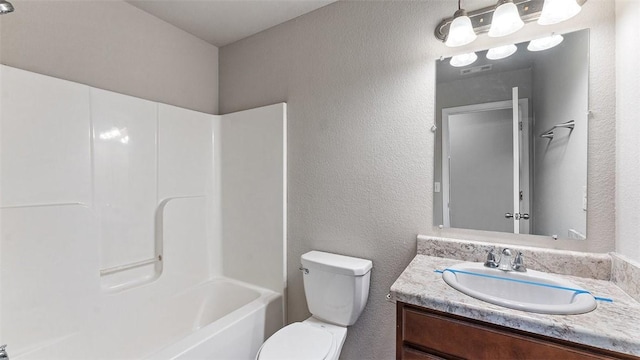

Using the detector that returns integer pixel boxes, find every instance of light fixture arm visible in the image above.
[434,0,586,41]
[453,8,467,18]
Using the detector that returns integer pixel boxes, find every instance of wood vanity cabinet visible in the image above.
[396,302,639,360]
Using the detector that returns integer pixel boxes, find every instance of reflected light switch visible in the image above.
[434,182,441,193]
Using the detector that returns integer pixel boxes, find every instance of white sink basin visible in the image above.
[442,262,597,314]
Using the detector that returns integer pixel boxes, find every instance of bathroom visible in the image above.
[1,0,639,359]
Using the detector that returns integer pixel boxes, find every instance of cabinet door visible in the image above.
[397,303,635,360]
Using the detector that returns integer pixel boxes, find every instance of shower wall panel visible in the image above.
[160,197,210,289]
[157,103,217,289]
[91,88,159,287]
[0,65,222,352]
[158,103,212,199]
[0,65,92,208]
[0,66,286,355]
[0,205,98,350]
[221,103,287,296]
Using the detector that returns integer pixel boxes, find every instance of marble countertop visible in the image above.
[390,254,640,356]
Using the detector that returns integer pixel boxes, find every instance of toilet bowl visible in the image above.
[255,317,347,360]
[256,251,372,360]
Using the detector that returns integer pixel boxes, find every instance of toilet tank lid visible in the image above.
[301,251,373,276]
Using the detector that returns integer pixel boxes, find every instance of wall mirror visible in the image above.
[433,29,589,240]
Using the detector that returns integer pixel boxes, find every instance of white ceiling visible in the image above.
[126,0,337,47]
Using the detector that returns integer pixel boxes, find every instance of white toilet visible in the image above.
[256,250,373,360]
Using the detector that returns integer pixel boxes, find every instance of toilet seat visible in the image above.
[257,322,334,360]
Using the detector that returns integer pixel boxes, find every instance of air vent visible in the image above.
[460,64,492,76]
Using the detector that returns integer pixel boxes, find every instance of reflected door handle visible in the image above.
[505,212,530,220]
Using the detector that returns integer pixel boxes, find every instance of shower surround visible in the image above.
[0,65,286,359]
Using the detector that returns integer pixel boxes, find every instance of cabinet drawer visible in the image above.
[400,305,617,360]
[401,346,449,360]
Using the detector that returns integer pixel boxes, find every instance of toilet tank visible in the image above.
[300,251,373,327]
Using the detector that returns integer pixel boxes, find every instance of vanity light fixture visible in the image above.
[486,44,518,60]
[527,34,564,51]
[450,52,478,67]
[434,0,586,45]
[445,0,477,47]
[537,0,581,25]
[0,0,14,14]
[488,0,524,37]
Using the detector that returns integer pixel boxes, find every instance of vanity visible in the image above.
[390,237,640,360]
[399,8,640,360]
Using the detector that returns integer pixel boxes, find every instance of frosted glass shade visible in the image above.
[527,34,564,51]
[450,52,478,67]
[486,44,518,60]
[445,14,477,47]
[538,0,582,25]
[0,0,14,14]
[488,1,524,37]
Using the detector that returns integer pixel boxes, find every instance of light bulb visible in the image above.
[450,52,478,67]
[445,9,477,47]
[527,34,564,51]
[488,0,524,38]
[538,0,581,25]
[486,44,518,60]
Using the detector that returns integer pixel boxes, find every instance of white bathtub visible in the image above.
[14,278,283,360]
[147,279,283,360]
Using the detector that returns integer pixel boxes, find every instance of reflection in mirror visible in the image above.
[434,29,589,240]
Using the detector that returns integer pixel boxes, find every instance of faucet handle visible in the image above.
[484,248,499,268]
[513,252,526,272]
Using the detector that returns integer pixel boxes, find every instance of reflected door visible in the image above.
[442,90,529,234]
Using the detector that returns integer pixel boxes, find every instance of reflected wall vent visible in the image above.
[460,64,492,76]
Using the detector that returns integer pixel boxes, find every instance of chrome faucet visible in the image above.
[484,248,526,272]
[0,344,8,360]
[498,248,514,271]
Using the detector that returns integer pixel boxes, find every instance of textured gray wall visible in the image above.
[615,0,640,263]
[0,0,218,114]
[221,4,433,358]
[219,1,616,359]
